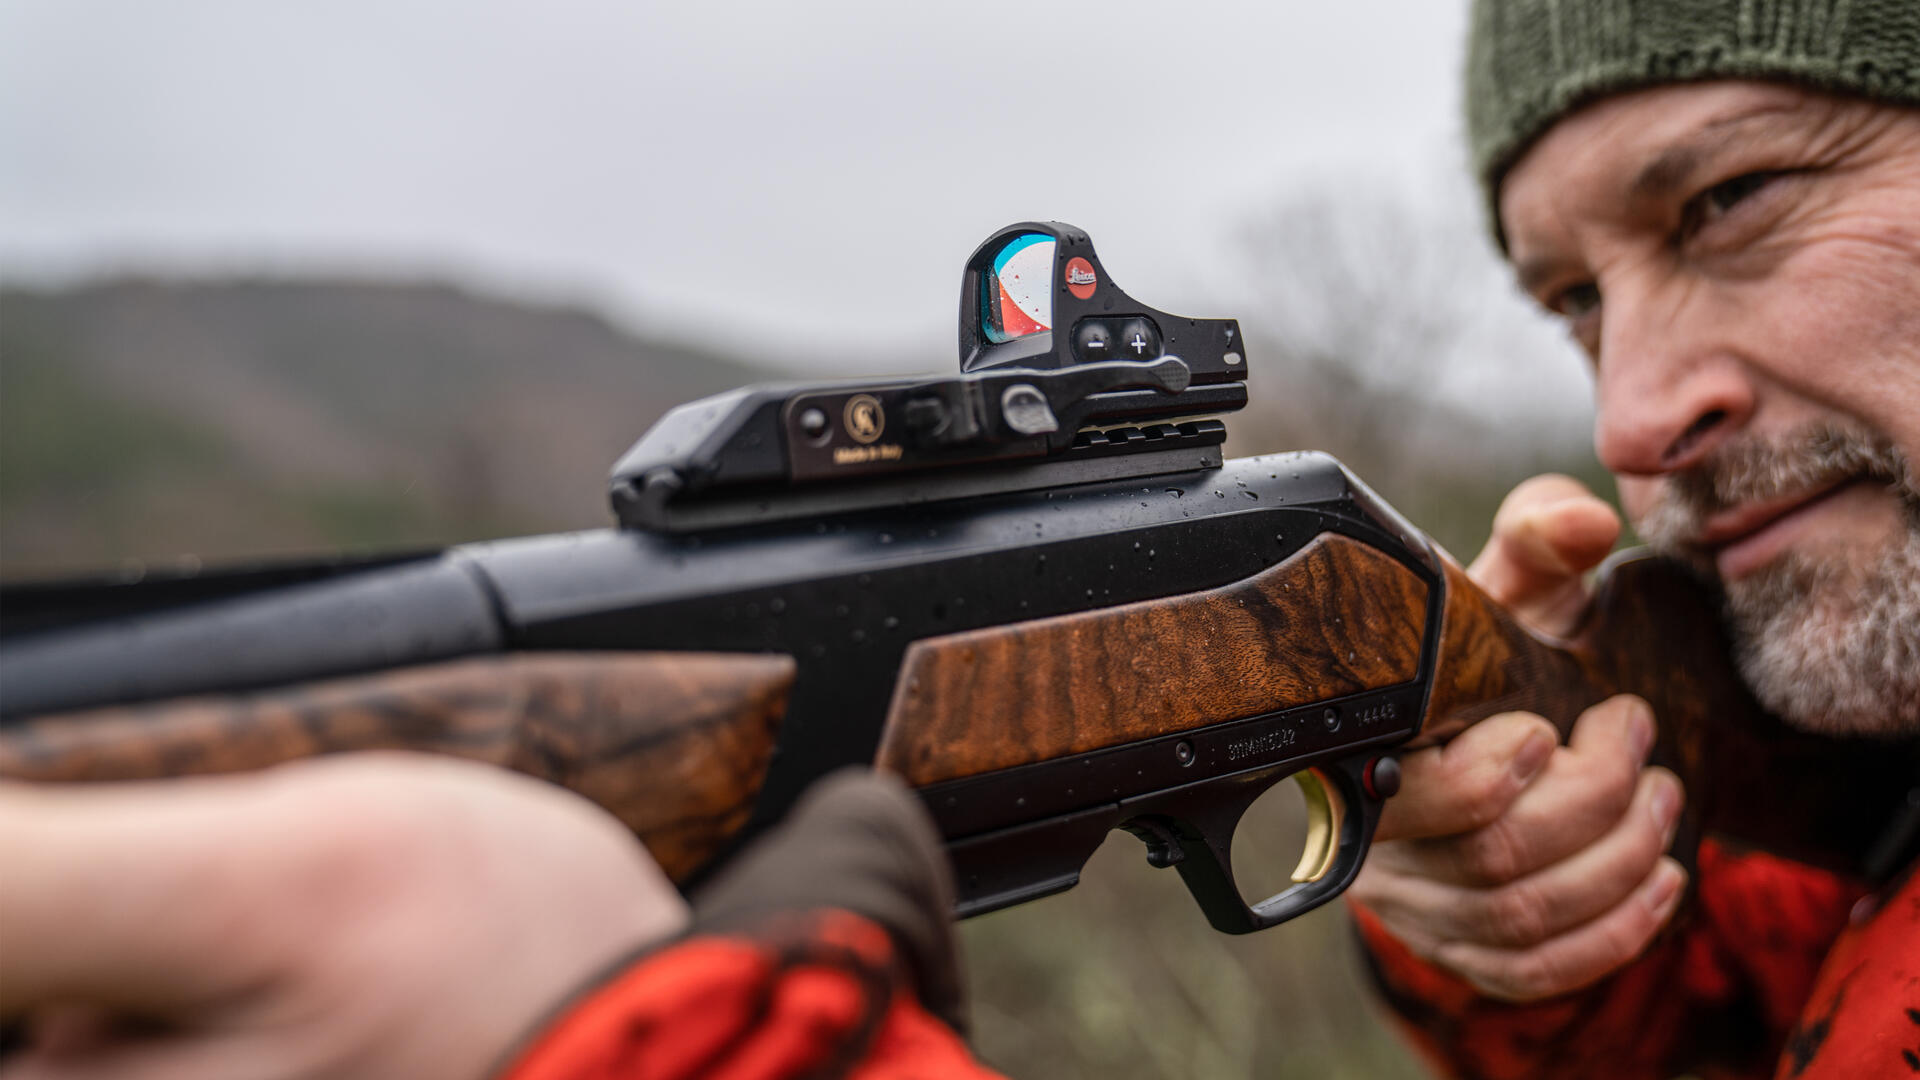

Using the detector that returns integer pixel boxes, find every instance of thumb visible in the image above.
[1467,474,1620,636]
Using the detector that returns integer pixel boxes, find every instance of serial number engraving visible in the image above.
[1354,702,1399,727]
[1226,726,1296,762]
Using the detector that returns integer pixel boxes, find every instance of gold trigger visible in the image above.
[1289,769,1347,883]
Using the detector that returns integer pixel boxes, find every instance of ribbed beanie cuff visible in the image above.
[1466,0,1920,247]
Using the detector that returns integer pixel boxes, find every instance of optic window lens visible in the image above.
[982,234,1054,344]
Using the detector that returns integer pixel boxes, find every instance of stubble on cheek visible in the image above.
[1633,421,1920,736]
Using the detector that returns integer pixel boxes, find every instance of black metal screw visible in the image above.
[1175,740,1195,766]
[799,408,829,439]
[1323,707,1341,732]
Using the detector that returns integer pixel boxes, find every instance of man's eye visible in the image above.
[1680,171,1784,239]
[1553,282,1601,318]
[1705,171,1777,212]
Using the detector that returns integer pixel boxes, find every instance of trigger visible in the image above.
[1290,770,1347,883]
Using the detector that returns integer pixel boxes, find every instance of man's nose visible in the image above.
[1591,295,1756,477]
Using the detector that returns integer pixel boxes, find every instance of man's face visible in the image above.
[1499,82,1920,735]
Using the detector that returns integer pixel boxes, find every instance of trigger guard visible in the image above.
[1168,752,1387,935]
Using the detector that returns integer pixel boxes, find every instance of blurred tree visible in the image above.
[1226,173,1613,557]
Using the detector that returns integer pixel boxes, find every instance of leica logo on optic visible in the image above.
[1063,257,1097,300]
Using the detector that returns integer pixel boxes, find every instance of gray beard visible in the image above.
[1635,422,1920,738]
[1722,531,1920,736]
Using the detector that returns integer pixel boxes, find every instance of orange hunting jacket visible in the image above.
[497,841,1916,1079]
[496,908,1006,1080]
[1353,838,1920,1080]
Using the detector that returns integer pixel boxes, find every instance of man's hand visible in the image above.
[1349,475,1688,1002]
[0,753,691,1080]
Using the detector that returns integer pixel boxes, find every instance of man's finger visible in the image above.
[1374,711,1559,844]
[1468,474,1620,635]
[1468,694,1655,879]
[1431,856,1687,1002]
[1390,695,1658,887]
[1359,766,1681,949]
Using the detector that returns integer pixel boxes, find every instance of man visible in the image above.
[6,4,1918,1079]
[1345,1,1920,1077]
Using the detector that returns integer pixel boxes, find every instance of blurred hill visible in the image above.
[1,278,775,575]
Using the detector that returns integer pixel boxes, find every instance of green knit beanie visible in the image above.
[1465,0,1920,246]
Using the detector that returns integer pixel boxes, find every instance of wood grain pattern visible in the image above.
[1422,551,1918,876]
[875,534,1429,786]
[0,652,796,883]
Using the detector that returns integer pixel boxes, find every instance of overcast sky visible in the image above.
[0,1,1525,365]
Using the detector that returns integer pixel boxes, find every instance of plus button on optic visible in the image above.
[1116,318,1160,361]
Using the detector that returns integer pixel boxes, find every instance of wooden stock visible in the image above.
[0,652,795,883]
[1425,552,1915,876]
[875,535,1428,786]
[875,531,1909,876]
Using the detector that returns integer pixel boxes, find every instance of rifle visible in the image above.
[1,222,1911,934]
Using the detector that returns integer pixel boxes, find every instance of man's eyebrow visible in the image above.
[1628,101,1801,202]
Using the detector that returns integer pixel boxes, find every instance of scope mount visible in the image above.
[609,222,1247,533]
